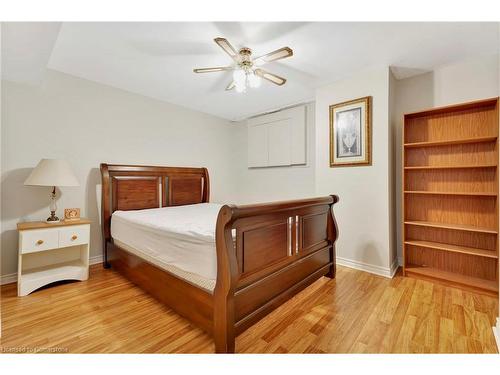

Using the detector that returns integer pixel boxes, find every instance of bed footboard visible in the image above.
[214,195,339,353]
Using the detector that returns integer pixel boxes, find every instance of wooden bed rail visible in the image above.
[214,195,339,353]
[227,196,337,219]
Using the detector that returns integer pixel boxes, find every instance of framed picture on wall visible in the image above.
[329,96,372,167]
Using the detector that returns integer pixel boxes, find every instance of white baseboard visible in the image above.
[390,257,399,277]
[493,317,500,351]
[0,254,103,286]
[89,254,104,266]
[0,272,17,286]
[336,256,399,278]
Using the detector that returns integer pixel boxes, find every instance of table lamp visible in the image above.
[24,159,80,223]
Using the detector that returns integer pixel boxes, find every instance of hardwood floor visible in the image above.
[1,264,498,353]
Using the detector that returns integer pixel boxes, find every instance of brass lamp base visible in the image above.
[46,211,60,223]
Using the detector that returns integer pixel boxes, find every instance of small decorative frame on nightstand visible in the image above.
[17,219,91,296]
[64,208,81,221]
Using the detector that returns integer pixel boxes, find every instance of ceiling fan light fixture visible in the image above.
[235,82,246,93]
[233,69,246,86]
[248,72,261,88]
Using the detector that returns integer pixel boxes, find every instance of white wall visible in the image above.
[394,54,500,262]
[315,67,396,276]
[1,70,239,278]
[232,103,316,204]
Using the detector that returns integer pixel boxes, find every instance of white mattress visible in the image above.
[111,203,223,290]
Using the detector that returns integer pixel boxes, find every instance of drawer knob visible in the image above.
[36,239,44,245]
[71,235,78,241]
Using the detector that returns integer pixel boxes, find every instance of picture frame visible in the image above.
[329,96,371,167]
[64,208,81,221]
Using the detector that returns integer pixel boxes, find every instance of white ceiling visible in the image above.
[1,22,61,84]
[2,22,499,120]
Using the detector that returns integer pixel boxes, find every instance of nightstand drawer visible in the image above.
[20,229,59,254]
[59,225,90,248]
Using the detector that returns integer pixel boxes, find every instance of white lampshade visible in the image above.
[24,159,79,187]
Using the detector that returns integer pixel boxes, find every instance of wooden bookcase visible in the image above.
[402,98,499,296]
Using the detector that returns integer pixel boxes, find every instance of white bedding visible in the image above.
[111,203,223,284]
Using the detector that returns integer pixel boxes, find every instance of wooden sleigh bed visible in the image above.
[100,163,339,353]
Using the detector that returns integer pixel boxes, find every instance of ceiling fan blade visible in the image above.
[226,81,236,91]
[254,47,293,65]
[214,37,239,62]
[254,69,287,86]
[193,66,233,73]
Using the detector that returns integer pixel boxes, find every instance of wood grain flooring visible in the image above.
[1,264,498,353]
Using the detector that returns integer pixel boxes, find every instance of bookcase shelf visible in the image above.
[404,136,497,148]
[405,265,498,294]
[404,220,498,234]
[404,164,497,170]
[402,98,499,295]
[404,191,497,197]
[405,240,498,259]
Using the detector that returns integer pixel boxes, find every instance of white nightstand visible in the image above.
[17,219,91,296]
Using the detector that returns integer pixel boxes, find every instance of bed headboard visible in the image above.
[100,163,210,250]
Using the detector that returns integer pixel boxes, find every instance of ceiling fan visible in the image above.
[193,37,293,93]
